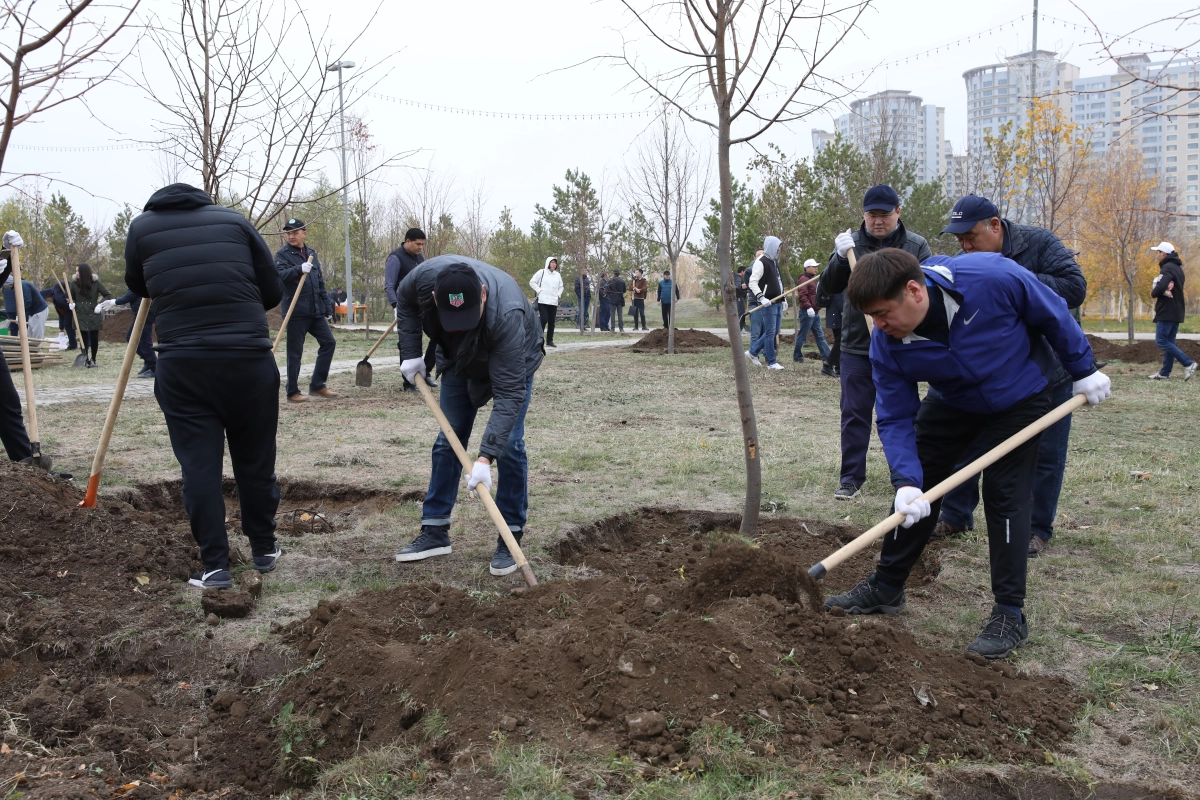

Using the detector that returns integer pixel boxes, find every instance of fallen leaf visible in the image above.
[0,743,9,754]
[136,574,150,586]
[911,682,938,708]
[56,570,69,578]
[177,682,191,691]
[300,512,312,521]
[1142,682,1159,691]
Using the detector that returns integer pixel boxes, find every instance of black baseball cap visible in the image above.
[942,195,999,234]
[435,263,483,331]
[862,184,900,212]
[282,218,306,231]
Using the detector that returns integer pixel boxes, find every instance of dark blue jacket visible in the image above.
[41,281,69,313]
[656,278,680,303]
[999,220,1086,308]
[274,244,333,319]
[3,279,47,320]
[871,253,1095,490]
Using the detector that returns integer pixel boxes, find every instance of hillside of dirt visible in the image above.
[631,328,727,353]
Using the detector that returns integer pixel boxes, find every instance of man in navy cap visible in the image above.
[393,256,545,576]
[818,184,932,500]
[934,195,1087,557]
[274,218,338,404]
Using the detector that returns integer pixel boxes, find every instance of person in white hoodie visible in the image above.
[529,256,565,347]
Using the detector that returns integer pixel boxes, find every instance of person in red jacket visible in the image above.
[792,258,831,364]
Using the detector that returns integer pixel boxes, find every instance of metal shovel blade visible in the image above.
[73,349,87,367]
[355,359,372,388]
[20,448,52,471]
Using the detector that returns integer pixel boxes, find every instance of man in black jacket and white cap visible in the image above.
[125,184,285,589]
[275,218,337,403]
[1148,241,1194,382]
[393,256,545,576]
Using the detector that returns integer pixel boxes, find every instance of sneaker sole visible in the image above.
[490,562,519,577]
[254,560,278,573]
[967,634,1028,660]
[395,546,452,562]
[826,601,906,615]
[188,578,233,589]
[833,493,860,501]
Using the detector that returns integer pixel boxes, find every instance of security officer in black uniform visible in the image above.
[274,218,337,403]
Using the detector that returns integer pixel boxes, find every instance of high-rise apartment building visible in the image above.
[962,50,1079,150]
[811,90,949,184]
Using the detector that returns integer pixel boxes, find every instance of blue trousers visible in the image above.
[838,352,874,486]
[421,370,533,533]
[598,300,611,331]
[1156,321,1194,376]
[749,304,765,344]
[939,379,1073,540]
[576,298,590,328]
[793,312,831,362]
[749,303,781,365]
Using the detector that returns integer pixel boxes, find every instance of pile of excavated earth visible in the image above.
[0,460,1092,797]
[631,328,727,353]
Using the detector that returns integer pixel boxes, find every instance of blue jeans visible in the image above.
[576,298,590,328]
[793,312,831,362]
[422,370,534,533]
[939,379,1073,541]
[1156,321,1194,376]
[749,303,765,345]
[598,300,611,330]
[750,303,781,365]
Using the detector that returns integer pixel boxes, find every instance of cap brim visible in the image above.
[940,219,979,235]
[862,203,898,212]
[437,306,480,331]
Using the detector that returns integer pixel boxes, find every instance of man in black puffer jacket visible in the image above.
[125,183,285,590]
[1149,241,1194,381]
[819,185,932,500]
[933,195,1088,557]
[275,218,337,403]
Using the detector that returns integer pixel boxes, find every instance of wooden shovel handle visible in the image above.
[79,299,151,508]
[743,273,819,317]
[8,247,38,442]
[363,318,397,360]
[414,379,537,588]
[809,393,1088,579]
[272,261,311,353]
[61,272,84,343]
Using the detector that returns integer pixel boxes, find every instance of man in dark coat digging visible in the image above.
[393,255,545,576]
[274,218,337,404]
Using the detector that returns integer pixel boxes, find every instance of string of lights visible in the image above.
[10,142,145,152]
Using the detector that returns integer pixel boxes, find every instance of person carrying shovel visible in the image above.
[824,248,1110,659]
[274,218,337,404]
[393,256,545,576]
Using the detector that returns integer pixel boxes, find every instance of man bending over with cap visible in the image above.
[824,248,1110,658]
[393,256,545,576]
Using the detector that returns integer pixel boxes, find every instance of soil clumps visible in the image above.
[631,327,727,353]
[1086,333,1200,364]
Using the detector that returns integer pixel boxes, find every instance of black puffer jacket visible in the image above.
[819,220,931,357]
[275,244,333,319]
[124,183,283,357]
[1151,253,1187,323]
[999,221,1087,308]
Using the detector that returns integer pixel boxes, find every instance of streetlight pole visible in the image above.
[327,60,356,323]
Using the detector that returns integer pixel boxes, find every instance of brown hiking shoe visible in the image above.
[929,519,971,542]
[1028,535,1048,558]
[309,387,339,398]
[287,393,308,403]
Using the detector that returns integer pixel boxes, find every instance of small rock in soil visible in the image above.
[239,570,263,599]
[626,711,666,739]
[205,613,220,627]
[850,647,879,673]
[201,589,253,619]
[1118,733,1133,745]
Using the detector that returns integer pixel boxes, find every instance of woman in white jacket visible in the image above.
[529,256,564,347]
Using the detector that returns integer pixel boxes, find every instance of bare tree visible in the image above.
[398,165,458,257]
[624,107,711,352]
[612,0,870,534]
[456,181,493,260]
[0,0,140,184]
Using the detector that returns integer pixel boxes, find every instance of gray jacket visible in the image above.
[396,255,545,460]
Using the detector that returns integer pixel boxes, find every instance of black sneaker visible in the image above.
[136,367,155,379]
[824,576,906,615]
[188,569,233,589]
[547,342,557,348]
[253,546,282,573]
[395,525,452,562]
[424,375,438,388]
[490,531,524,576]
[820,364,836,377]
[929,519,972,542]
[967,605,1029,659]
[833,483,860,501]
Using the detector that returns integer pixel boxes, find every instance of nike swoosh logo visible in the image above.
[962,310,980,325]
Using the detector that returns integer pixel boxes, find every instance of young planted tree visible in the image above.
[613,0,870,534]
[1013,98,1093,236]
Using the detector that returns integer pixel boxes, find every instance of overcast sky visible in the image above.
[3,0,1195,235]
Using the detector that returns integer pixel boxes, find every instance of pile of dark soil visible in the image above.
[631,328,727,353]
[1087,333,1200,365]
[282,509,1081,775]
[98,309,159,345]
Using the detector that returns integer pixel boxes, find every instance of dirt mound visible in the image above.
[99,309,159,344]
[935,771,1194,799]
[1087,334,1200,364]
[632,327,727,353]
[281,509,1080,774]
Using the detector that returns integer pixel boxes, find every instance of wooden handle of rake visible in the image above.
[79,300,151,508]
[743,273,819,318]
[808,393,1088,580]
[272,259,312,353]
[414,378,538,588]
[362,318,397,360]
[61,272,83,347]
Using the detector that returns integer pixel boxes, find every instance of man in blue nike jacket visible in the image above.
[824,249,1111,659]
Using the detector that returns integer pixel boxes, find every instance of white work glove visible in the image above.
[393,306,398,320]
[68,302,75,310]
[780,300,789,313]
[98,299,116,312]
[835,228,855,259]
[894,486,931,529]
[400,357,426,384]
[807,307,816,318]
[3,230,25,249]
[759,296,772,307]
[1073,371,1111,407]
[301,261,312,274]
[466,459,493,493]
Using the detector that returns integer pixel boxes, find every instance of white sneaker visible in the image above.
[1186,363,1197,381]
[745,350,762,367]
[767,362,784,370]
[1149,372,1170,380]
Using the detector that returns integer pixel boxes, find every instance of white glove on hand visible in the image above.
[301,261,312,274]
[68,302,75,310]
[99,299,116,312]
[759,296,772,307]
[780,300,789,313]
[835,228,855,259]
[3,230,25,249]
[1073,371,1111,406]
[807,307,816,318]
[466,460,493,493]
[894,486,931,529]
[400,357,426,384]
[393,306,399,320]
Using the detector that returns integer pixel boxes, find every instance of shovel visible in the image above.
[271,257,312,354]
[79,300,151,508]
[355,318,397,388]
[61,271,86,367]
[807,393,1088,580]
[414,379,538,589]
[742,272,819,321]
[8,246,51,470]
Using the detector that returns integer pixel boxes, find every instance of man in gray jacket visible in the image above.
[394,256,545,576]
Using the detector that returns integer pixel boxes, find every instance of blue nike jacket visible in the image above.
[871,253,1096,490]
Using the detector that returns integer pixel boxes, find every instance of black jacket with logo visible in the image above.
[1152,254,1187,323]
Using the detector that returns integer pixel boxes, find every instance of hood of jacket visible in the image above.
[544,256,559,271]
[1161,253,1184,270]
[763,236,781,261]
[143,183,216,213]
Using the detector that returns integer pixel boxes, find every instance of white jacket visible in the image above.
[529,258,565,306]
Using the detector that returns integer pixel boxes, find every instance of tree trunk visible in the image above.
[667,252,677,355]
[716,110,761,536]
[1126,273,1135,345]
